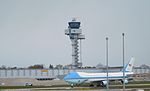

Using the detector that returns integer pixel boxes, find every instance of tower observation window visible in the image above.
[68,22,80,29]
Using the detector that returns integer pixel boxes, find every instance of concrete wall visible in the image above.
[0,78,67,86]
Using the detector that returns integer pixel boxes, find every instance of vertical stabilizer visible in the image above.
[123,57,134,72]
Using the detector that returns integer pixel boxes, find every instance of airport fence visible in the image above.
[0,68,149,78]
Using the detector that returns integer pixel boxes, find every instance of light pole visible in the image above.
[122,33,125,91]
[106,37,109,90]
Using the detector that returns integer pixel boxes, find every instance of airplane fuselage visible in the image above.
[64,71,133,85]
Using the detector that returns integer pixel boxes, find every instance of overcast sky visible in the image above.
[0,0,150,67]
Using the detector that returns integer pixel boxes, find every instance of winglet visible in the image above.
[122,57,135,72]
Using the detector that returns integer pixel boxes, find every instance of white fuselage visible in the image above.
[77,71,133,82]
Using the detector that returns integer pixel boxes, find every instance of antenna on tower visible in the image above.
[72,18,76,21]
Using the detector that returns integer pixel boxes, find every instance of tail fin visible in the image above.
[122,57,134,72]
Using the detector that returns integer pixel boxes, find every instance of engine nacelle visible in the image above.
[102,81,108,86]
[121,79,128,84]
[124,79,128,84]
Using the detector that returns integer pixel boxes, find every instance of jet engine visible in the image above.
[101,81,108,86]
[121,79,128,84]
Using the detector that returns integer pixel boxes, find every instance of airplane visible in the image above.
[64,57,134,87]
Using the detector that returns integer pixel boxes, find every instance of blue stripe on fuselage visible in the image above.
[79,76,128,79]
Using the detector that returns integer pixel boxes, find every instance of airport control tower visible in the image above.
[65,19,85,68]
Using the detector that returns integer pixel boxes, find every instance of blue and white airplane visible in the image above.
[64,57,134,87]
